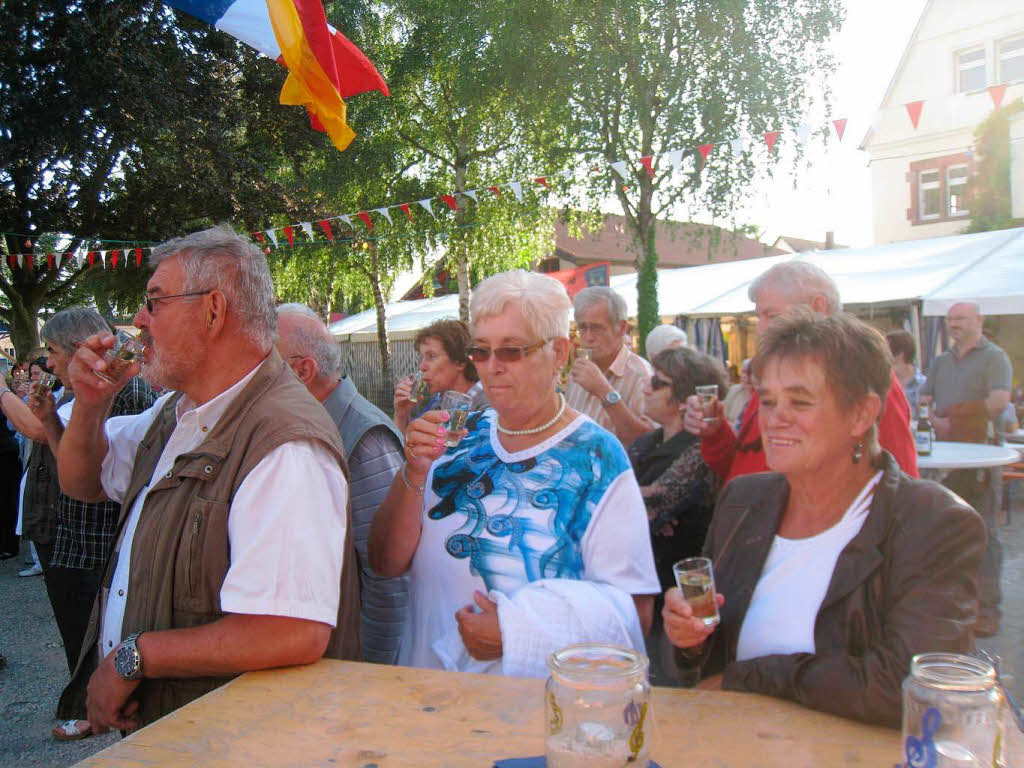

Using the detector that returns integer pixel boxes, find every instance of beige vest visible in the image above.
[60,351,361,726]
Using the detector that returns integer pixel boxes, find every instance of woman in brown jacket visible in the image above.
[663,310,985,727]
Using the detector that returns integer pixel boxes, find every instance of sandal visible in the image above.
[52,719,92,741]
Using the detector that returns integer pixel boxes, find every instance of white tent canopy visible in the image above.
[329,227,1024,339]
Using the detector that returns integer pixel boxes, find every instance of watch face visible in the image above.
[115,642,139,679]
[605,391,621,405]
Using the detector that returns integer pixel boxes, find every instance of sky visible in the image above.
[739,0,931,248]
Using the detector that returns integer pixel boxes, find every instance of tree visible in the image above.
[561,0,843,351]
[965,98,1024,234]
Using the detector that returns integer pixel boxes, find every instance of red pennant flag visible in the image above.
[61,252,71,266]
[253,231,265,245]
[283,226,295,247]
[319,220,334,240]
[7,255,14,268]
[533,177,549,188]
[357,211,373,229]
[763,132,779,152]
[439,194,458,211]
[988,84,1007,110]
[46,253,54,269]
[25,254,33,270]
[110,249,120,268]
[488,186,502,197]
[905,101,924,130]
[698,144,715,166]
[833,118,847,142]
[88,251,96,268]
[134,248,143,266]
[638,157,655,178]
[399,203,413,221]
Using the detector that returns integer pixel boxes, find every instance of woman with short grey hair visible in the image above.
[371,270,659,676]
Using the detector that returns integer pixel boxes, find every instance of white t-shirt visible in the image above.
[400,410,660,670]
[735,471,883,662]
[97,359,348,656]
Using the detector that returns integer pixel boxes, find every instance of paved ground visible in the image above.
[1,494,1021,767]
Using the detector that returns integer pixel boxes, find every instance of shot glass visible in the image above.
[576,348,593,362]
[12,369,28,396]
[695,384,719,423]
[673,556,720,627]
[440,390,473,448]
[407,372,430,403]
[95,332,146,384]
[31,372,58,399]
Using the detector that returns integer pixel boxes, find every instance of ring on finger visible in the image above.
[409,444,417,458]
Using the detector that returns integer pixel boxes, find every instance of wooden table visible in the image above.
[76,660,902,767]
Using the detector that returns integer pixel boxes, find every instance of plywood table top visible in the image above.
[76,659,901,767]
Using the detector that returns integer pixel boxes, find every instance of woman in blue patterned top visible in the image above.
[371,270,660,673]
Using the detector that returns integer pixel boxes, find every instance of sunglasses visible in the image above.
[466,339,550,363]
[143,290,212,313]
[650,374,672,391]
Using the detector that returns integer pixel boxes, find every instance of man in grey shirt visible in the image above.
[277,304,408,663]
[921,301,1012,637]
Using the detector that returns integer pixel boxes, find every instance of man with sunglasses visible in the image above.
[53,226,360,735]
[566,286,655,447]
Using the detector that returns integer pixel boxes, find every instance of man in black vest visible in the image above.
[277,304,408,664]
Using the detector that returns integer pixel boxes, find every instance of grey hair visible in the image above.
[276,303,343,377]
[471,270,571,340]
[41,307,113,352]
[748,261,841,314]
[150,225,277,346]
[573,286,628,326]
[645,324,687,360]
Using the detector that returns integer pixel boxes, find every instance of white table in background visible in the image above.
[917,442,1020,478]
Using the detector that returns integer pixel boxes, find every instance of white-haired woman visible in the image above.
[370,270,659,674]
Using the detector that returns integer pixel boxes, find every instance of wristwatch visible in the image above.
[602,390,622,408]
[114,632,145,681]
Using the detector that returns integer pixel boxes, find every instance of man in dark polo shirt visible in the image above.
[921,301,1012,637]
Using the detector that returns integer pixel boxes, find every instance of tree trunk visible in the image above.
[9,296,41,360]
[454,157,470,325]
[636,214,659,357]
[368,245,393,402]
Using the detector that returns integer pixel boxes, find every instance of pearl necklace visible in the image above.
[497,393,567,436]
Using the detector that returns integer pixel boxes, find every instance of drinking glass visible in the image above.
[695,384,719,423]
[407,372,430,403]
[441,390,473,447]
[31,372,57,399]
[95,332,146,384]
[577,348,593,362]
[12,369,28,396]
[673,557,720,627]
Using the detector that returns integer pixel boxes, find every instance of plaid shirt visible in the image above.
[50,376,157,570]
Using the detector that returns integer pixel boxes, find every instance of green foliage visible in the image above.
[965,99,1024,234]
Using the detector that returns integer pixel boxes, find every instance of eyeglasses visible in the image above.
[465,339,550,363]
[650,374,672,391]
[143,290,213,313]
[576,322,610,335]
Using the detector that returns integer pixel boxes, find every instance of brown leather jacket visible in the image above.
[683,452,985,728]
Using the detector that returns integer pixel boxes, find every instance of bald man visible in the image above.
[921,301,1012,637]
[277,304,408,663]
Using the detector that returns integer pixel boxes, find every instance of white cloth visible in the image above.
[400,411,660,670]
[97,358,348,655]
[431,579,645,678]
[736,471,883,661]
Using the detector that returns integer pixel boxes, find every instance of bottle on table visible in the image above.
[915,404,933,456]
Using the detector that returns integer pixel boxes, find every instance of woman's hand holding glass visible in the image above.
[662,586,726,650]
[403,410,458,484]
[682,394,726,438]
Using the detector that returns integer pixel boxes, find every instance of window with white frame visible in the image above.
[919,170,941,219]
[947,165,969,216]
[999,35,1024,83]
[957,47,986,92]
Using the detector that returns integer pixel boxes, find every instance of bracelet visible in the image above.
[401,464,425,494]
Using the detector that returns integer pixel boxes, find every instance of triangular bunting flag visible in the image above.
[533,177,548,188]
[509,182,523,202]
[488,186,501,197]
[338,214,354,228]
[7,255,14,268]
[25,254,33,270]
[729,138,748,157]
[764,131,779,152]
[439,195,458,211]
[459,190,478,203]
[796,125,812,145]
[374,207,393,224]
[135,248,143,267]
[988,84,1007,110]
[399,203,413,221]
[99,251,106,268]
[253,231,265,245]
[417,199,435,218]
[319,220,334,240]
[698,143,715,166]
[110,250,120,268]
[832,118,847,142]
[46,253,54,270]
[357,211,373,229]
[283,226,295,247]
[300,222,314,241]
[266,230,279,248]
[905,101,924,130]
[664,149,684,172]
[638,157,655,179]
[609,161,629,180]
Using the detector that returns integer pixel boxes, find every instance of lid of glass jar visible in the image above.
[547,643,649,684]
[910,652,996,691]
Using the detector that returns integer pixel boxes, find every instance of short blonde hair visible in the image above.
[470,270,571,340]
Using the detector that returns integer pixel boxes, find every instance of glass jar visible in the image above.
[902,652,1004,767]
[545,643,651,768]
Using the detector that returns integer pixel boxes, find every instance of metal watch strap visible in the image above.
[115,631,144,681]
[602,389,622,408]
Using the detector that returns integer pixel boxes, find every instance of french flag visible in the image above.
[166,0,388,151]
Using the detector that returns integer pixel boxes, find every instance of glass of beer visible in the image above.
[31,372,58,399]
[407,372,430,403]
[673,556,720,627]
[440,390,473,448]
[95,332,146,384]
[695,384,719,423]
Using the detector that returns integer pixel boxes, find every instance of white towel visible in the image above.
[431,579,645,678]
